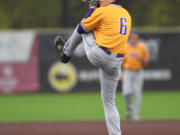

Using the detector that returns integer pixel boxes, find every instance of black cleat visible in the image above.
[54,36,71,63]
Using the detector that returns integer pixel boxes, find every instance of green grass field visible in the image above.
[0,91,180,123]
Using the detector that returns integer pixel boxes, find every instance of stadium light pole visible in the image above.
[61,0,72,27]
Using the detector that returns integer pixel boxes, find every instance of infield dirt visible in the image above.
[0,120,180,135]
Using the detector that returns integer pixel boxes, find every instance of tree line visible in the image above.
[0,0,179,29]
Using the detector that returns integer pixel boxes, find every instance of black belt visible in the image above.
[99,46,124,58]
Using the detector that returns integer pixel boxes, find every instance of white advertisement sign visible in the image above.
[0,31,34,63]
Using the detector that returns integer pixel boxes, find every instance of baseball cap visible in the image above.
[130,30,139,35]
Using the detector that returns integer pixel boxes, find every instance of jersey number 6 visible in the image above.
[120,18,127,35]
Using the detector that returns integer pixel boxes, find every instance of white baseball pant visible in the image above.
[122,69,144,117]
[64,27,123,135]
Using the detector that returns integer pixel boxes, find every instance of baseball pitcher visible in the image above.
[54,0,131,134]
[122,31,149,120]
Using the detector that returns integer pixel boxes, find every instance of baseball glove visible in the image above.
[89,0,100,8]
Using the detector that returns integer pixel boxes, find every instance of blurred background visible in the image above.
[0,0,179,28]
[0,0,180,135]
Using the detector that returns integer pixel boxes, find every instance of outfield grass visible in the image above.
[0,91,180,122]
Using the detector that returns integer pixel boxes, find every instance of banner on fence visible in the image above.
[0,32,39,93]
[38,32,180,92]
